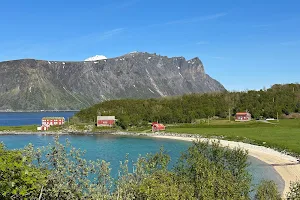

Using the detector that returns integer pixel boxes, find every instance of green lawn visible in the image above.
[167,119,300,155]
[0,125,38,132]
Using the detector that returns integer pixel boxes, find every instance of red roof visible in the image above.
[153,123,165,128]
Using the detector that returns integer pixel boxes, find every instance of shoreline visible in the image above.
[1,131,299,197]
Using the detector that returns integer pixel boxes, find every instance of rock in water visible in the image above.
[0,52,226,110]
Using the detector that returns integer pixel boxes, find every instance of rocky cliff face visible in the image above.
[0,52,226,110]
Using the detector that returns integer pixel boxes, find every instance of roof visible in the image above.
[41,124,50,127]
[97,116,116,120]
[42,117,65,120]
[153,123,165,128]
[235,112,251,115]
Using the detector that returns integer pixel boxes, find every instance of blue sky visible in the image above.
[1,0,299,91]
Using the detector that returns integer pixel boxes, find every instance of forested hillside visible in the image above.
[75,84,300,126]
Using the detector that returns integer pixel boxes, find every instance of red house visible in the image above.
[97,116,116,127]
[235,112,251,121]
[42,117,65,126]
[37,124,50,131]
[152,122,165,132]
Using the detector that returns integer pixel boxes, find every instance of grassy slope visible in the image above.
[167,119,300,155]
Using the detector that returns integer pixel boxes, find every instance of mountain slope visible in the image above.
[0,52,226,110]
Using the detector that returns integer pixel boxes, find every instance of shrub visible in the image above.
[255,180,281,200]
[0,143,46,199]
[286,181,300,199]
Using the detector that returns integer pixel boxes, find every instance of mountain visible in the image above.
[84,55,107,61]
[0,52,226,110]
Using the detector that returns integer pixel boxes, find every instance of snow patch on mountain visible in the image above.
[84,55,107,61]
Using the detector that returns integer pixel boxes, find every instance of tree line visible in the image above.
[75,84,300,127]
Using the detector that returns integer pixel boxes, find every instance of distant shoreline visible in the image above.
[0,131,299,197]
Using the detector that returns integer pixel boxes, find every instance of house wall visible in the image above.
[42,119,64,125]
[97,120,115,127]
[235,114,251,121]
[152,124,165,132]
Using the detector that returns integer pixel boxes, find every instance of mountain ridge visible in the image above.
[0,52,226,110]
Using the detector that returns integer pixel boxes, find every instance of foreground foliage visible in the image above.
[0,137,297,199]
[287,181,300,199]
[0,143,46,199]
[255,180,281,200]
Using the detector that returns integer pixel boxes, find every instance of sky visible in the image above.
[0,0,299,91]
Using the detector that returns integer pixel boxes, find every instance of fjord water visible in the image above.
[0,112,77,126]
[0,134,284,194]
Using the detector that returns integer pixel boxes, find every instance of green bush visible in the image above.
[0,143,46,199]
[286,181,300,199]
[255,180,281,200]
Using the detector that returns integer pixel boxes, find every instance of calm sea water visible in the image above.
[0,134,284,194]
[0,112,77,126]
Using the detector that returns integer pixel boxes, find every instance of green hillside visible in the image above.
[75,83,300,127]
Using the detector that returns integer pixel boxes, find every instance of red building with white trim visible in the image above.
[152,122,166,132]
[235,112,251,121]
[97,116,116,127]
[37,124,50,131]
[42,117,65,126]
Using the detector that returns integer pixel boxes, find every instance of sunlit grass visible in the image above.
[167,119,300,155]
[0,125,38,132]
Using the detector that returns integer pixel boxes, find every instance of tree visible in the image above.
[0,143,46,199]
[116,116,130,129]
[136,171,194,200]
[23,137,113,200]
[255,180,281,200]
[175,140,251,199]
[75,83,300,126]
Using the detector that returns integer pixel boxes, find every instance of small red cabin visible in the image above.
[97,116,116,127]
[37,124,50,131]
[235,112,251,121]
[152,122,165,132]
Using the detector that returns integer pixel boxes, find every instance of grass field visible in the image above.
[0,125,38,132]
[167,119,300,155]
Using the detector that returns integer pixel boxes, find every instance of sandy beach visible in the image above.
[149,134,300,198]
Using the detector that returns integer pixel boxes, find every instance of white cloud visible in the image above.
[197,41,209,45]
[252,24,272,28]
[115,0,141,9]
[1,27,125,61]
[100,0,140,10]
[99,28,125,40]
[280,40,300,46]
[166,12,228,25]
